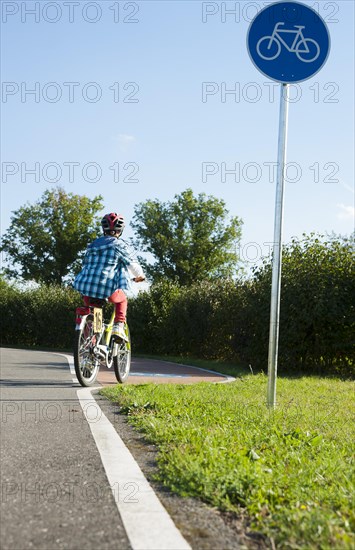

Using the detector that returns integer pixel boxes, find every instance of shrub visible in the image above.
[1,234,353,376]
[0,284,80,349]
[246,234,355,374]
[129,234,354,376]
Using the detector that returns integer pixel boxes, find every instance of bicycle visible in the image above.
[74,298,131,387]
[256,22,320,63]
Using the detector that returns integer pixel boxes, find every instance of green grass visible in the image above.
[101,374,354,549]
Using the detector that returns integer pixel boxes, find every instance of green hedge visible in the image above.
[129,279,247,360]
[129,235,354,376]
[1,235,354,376]
[0,283,80,349]
[247,234,355,373]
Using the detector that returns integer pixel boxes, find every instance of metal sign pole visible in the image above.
[267,83,289,408]
[247,1,330,409]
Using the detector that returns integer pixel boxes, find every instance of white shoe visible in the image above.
[112,322,128,341]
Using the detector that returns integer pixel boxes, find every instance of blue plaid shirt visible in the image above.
[73,236,139,299]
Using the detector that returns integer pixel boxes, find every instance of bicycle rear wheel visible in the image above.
[113,325,131,383]
[74,314,100,386]
[256,36,281,60]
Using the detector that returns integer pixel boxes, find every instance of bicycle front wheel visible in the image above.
[113,325,131,383]
[296,38,320,63]
[74,315,100,387]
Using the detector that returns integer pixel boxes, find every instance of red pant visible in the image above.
[83,290,127,323]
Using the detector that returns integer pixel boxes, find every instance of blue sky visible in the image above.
[1,0,354,272]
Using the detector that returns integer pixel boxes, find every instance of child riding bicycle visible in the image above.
[73,212,145,341]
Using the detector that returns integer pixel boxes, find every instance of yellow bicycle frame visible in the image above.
[103,309,131,351]
[104,309,115,345]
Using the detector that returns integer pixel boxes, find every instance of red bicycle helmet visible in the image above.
[101,212,125,234]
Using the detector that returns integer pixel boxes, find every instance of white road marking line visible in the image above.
[58,354,191,550]
[77,386,191,550]
[153,360,236,383]
[130,372,194,378]
[55,353,78,384]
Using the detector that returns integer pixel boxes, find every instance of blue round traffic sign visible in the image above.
[247,1,331,83]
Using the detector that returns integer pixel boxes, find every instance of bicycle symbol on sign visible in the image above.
[256,22,321,63]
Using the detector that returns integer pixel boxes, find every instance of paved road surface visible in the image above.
[0,348,131,550]
[0,348,232,550]
[98,356,232,385]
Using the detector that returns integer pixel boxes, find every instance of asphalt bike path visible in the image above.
[97,356,234,386]
[0,348,241,550]
[0,348,131,550]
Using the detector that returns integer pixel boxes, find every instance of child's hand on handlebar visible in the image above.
[133,276,145,283]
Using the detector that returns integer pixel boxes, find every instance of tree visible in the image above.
[132,188,243,285]
[1,187,103,284]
